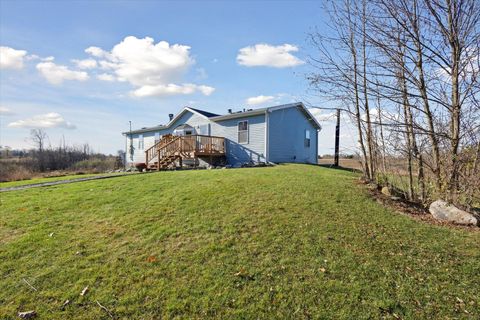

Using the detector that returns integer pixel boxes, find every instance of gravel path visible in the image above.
[0,173,136,192]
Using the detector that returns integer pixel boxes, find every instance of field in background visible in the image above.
[0,156,121,183]
[1,164,479,319]
[318,157,363,170]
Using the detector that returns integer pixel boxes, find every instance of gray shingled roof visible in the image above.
[123,102,320,135]
[188,107,220,118]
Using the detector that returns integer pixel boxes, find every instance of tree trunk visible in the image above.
[411,0,442,191]
[348,1,370,180]
[361,0,376,180]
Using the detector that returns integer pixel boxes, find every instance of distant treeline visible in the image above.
[0,129,124,182]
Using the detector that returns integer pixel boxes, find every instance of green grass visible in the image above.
[0,172,123,188]
[0,164,478,319]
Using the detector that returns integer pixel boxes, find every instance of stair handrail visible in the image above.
[157,136,180,159]
[145,135,176,164]
[157,136,182,169]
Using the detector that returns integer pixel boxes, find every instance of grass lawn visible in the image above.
[0,172,124,188]
[0,164,479,319]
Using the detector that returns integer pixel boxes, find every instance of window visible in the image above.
[305,129,311,148]
[238,120,248,144]
[154,132,160,143]
[198,124,210,135]
[138,134,144,149]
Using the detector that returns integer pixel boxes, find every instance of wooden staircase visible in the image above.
[145,134,226,170]
[145,134,180,170]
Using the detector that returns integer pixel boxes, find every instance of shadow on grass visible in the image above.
[317,164,362,174]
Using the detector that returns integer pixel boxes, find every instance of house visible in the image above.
[122,102,321,169]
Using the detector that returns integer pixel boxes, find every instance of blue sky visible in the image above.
[0,0,356,155]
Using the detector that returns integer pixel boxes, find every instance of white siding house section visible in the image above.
[210,114,266,165]
[126,110,209,164]
[267,106,318,164]
[128,131,157,163]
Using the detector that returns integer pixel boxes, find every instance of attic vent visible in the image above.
[141,127,147,129]
[247,109,253,111]
[168,114,174,121]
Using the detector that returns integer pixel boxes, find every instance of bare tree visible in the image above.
[308,0,479,208]
[30,129,48,171]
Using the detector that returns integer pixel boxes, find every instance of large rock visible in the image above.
[429,200,479,226]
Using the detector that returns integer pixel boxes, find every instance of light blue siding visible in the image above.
[125,105,318,166]
[267,107,318,164]
[210,114,266,165]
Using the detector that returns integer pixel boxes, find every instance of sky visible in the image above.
[0,0,358,156]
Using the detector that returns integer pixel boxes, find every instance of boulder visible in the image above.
[429,200,479,226]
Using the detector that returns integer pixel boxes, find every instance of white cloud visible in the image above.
[72,58,97,69]
[308,108,337,122]
[237,44,304,68]
[246,95,275,105]
[0,106,14,115]
[0,46,28,69]
[87,36,193,86]
[97,73,115,81]
[85,36,214,97]
[36,60,89,85]
[362,108,400,124]
[85,46,108,58]
[8,112,76,129]
[132,83,215,98]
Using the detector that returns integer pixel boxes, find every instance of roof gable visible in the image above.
[123,107,210,135]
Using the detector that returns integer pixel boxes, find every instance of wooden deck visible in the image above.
[146,135,226,170]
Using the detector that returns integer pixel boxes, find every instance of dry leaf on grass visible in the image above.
[146,255,157,263]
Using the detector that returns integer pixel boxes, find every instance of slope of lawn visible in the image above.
[0,164,479,319]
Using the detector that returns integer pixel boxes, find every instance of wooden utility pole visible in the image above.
[334,109,340,166]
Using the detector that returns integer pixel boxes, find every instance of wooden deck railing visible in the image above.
[180,135,226,154]
[145,134,175,165]
[146,135,225,165]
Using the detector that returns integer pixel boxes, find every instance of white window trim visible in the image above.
[238,120,249,144]
[305,129,311,148]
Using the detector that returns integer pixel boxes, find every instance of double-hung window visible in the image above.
[238,120,248,144]
[138,134,144,149]
[305,129,311,148]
